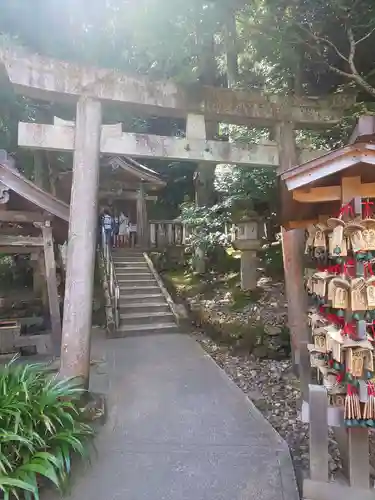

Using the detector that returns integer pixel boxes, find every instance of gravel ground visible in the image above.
[171,273,348,484]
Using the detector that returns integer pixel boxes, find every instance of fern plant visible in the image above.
[0,359,93,499]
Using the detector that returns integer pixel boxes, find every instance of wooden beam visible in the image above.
[360,182,375,198]
[286,215,330,230]
[0,246,43,254]
[0,210,51,223]
[293,186,341,203]
[0,235,43,247]
[42,224,61,355]
[0,159,69,222]
[287,219,318,229]
[99,191,157,201]
[293,182,375,203]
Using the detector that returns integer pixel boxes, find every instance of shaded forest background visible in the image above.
[1,0,375,264]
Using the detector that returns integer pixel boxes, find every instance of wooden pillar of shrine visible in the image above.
[136,181,148,248]
[42,222,61,355]
[60,96,102,385]
[277,121,311,400]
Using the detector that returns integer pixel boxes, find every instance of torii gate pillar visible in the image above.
[59,96,102,386]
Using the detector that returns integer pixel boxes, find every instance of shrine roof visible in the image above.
[279,142,375,191]
[106,156,165,187]
[0,158,69,221]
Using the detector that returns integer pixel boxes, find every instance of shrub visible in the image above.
[0,359,93,499]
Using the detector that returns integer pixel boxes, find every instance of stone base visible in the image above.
[240,250,258,291]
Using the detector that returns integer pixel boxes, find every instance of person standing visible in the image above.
[113,212,120,248]
[102,210,114,248]
[118,212,129,247]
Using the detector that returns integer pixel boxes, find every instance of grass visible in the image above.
[0,358,94,499]
[166,270,208,297]
[230,287,263,311]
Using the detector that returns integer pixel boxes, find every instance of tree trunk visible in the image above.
[224,9,239,88]
[194,34,218,273]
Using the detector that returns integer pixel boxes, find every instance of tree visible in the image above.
[240,0,375,98]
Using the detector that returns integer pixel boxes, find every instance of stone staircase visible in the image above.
[112,250,179,336]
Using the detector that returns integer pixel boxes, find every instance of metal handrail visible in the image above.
[100,227,120,330]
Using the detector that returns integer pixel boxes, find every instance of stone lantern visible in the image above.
[232,214,263,291]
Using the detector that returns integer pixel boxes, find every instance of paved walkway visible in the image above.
[55,330,299,500]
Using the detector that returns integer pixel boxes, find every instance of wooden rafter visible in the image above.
[0,160,69,222]
[0,235,43,247]
[292,182,375,203]
[0,210,52,223]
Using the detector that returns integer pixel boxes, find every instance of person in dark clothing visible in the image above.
[102,210,114,247]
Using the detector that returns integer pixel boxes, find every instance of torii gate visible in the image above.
[0,45,354,385]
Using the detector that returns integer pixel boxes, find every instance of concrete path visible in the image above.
[57,331,299,500]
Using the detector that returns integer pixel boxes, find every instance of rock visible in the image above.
[265,325,282,336]
[253,345,269,358]
[175,304,188,318]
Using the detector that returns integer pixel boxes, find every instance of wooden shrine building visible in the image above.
[57,153,165,247]
[279,116,375,500]
[0,152,69,357]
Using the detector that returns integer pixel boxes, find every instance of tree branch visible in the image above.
[355,25,375,45]
[300,24,375,99]
[347,27,357,75]
[299,24,348,62]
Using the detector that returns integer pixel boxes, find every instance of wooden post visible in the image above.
[340,175,370,489]
[136,182,148,248]
[33,251,49,315]
[277,122,311,399]
[42,222,61,355]
[308,385,329,483]
[150,222,156,247]
[60,97,102,385]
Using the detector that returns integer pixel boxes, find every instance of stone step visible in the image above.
[119,285,160,294]
[115,264,149,270]
[113,258,147,266]
[116,274,156,286]
[116,273,154,281]
[119,281,158,288]
[119,302,170,314]
[112,322,179,338]
[113,256,145,261]
[119,294,166,304]
[120,311,174,325]
[112,250,144,255]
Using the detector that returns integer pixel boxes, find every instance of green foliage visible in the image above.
[0,359,93,499]
[262,244,284,278]
[215,164,278,214]
[147,160,196,220]
[230,287,263,311]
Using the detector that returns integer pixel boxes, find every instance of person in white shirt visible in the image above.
[118,212,129,247]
